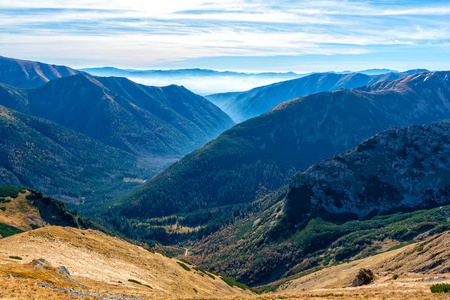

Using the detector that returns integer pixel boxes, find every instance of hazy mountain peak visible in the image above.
[207,69,427,122]
[0,55,80,88]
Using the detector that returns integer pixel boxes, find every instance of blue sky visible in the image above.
[1,0,449,72]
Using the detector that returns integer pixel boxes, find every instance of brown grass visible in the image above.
[274,232,450,300]
[0,224,448,300]
[0,226,252,299]
[0,190,45,231]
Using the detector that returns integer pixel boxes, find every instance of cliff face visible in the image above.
[285,122,450,226]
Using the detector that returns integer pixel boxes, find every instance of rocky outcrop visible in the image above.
[351,268,374,287]
[284,122,450,226]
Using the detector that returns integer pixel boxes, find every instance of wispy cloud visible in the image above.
[1,0,449,71]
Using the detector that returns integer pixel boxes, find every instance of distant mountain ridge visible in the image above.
[0,73,234,166]
[0,56,80,88]
[81,67,300,77]
[81,67,305,95]
[116,71,450,221]
[0,56,236,205]
[207,69,428,122]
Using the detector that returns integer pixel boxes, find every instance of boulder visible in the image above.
[351,268,374,287]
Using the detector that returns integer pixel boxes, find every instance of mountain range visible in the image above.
[0,74,234,167]
[1,54,449,297]
[80,67,304,95]
[285,122,450,227]
[115,71,450,224]
[0,56,236,205]
[80,67,300,78]
[206,69,428,122]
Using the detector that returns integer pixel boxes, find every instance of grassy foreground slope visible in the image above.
[282,231,450,291]
[0,185,252,298]
[0,226,252,299]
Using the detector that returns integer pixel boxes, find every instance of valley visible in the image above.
[0,55,449,299]
[108,71,450,247]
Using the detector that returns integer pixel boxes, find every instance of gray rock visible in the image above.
[7,274,14,279]
[33,264,46,270]
[57,266,71,278]
[33,258,51,266]
[57,266,88,290]
[34,282,139,299]
[351,268,374,287]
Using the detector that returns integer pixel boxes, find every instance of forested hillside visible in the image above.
[115,71,450,223]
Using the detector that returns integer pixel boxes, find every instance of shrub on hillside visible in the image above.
[177,262,191,271]
[430,283,450,293]
[0,186,25,198]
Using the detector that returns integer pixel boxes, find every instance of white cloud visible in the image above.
[1,0,449,70]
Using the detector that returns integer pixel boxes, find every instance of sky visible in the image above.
[1,0,450,73]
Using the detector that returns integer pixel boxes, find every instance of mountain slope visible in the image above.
[206,70,423,122]
[0,74,234,166]
[281,231,450,292]
[0,186,108,234]
[185,122,450,286]
[0,226,251,299]
[0,186,111,241]
[117,71,450,221]
[188,193,450,286]
[0,104,146,204]
[284,122,450,227]
[0,56,80,88]
[0,186,251,298]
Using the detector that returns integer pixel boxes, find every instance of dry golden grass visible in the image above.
[0,226,251,299]
[275,232,450,300]
[0,190,46,231]
[0,278,80,300]
[0,223,448,299]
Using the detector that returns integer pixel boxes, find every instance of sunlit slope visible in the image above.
[0,226,251,299]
